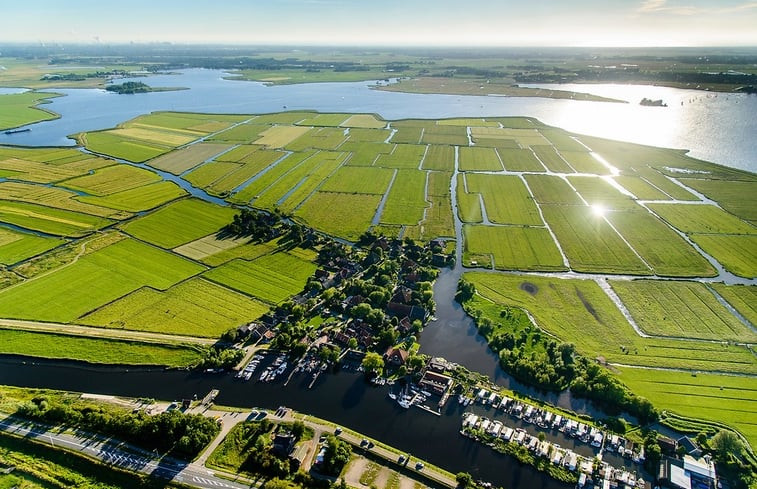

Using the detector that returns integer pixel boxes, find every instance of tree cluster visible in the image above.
[17,396,219,458]
[319,435,351,476]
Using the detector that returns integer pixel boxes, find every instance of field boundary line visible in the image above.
[0,319,216,346]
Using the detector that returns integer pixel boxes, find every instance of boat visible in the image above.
[388,392,397,400]
[398,398,411,409]
[4,128,31,135]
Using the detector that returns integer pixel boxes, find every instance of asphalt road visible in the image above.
[0,415,252,489]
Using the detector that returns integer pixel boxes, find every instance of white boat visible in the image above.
[398,398,411,409]
[388,392,397,400]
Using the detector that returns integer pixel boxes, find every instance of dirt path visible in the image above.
[343,457,371,487]
[0,318,216,345]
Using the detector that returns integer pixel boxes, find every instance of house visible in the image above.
[676,436,702,457]
[398,317,413,335]
[657,435,677,455]
[419,370,453,395]
[658,455,717,489]
[384,347,409,366]
[272,433,296,457]
[386,303,427,322]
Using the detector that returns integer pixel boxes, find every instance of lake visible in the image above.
[1,69,755,173]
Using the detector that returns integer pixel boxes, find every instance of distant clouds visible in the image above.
[1,0,756,47]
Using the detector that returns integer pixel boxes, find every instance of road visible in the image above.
[0,318,217,346]
[0,415,252,489]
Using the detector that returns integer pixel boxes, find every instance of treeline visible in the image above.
[515,70,757,87]
[105,81,151,94]
[458,279,658,424]
[16,396,220,458]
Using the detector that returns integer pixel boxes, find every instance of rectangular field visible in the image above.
[463,225,565,271]
[456,175,482,223]
[229,150,317,204]
[77,181,187,213]
[610,280,755,342]
[207,123,269,143]
[147,143,234,174]
[343,142,393,166]
[496,148,545,172]
[344,128,391,143]
[297,113,350,127]
[0,228,65,266]
[0,181,121,218]
[253,125,311,148]
[379,170,428,225]
[207,149,286,196]
[0,200,113,237]
[61,164,161,196]
[615,367,757,450]
[319,166,394,195]
[286,127,348,151]
[560,151,607,174]
[276,152,348,214]
[607,210,716,277]
[531,145,574,173]
[184,161,241,189]
[79,278,269,338]
[567,176,640,210]
[203,252,316,304]
[341,114,386,129]
[615,175,671,201]
[0,238,203,322]
[422,145,455,171]
[121,198,237,249]
[523,174,583,205]
[712,284,757,327]
[458,147,503,171]
[295,191,381,241]
[648,204,756,235]
[690,234,757,278]
[80,131,170,162]
[466,174,542,225]
[374,144,426,169]
[541,204,649,274]
[679,178,757,224]
[389,127,422,144]
[466,272,757,374]
[0,329,202,366]
[470,127,549,147]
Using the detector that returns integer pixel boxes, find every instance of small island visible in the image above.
[105,81,185,94]
[640,97,668,107]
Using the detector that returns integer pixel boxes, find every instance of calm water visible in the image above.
[1,69,755,173]
[0,355,572,489]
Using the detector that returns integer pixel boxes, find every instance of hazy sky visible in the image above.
[3,0,756,47]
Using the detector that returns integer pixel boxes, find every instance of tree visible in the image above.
[362,352,384,374]
[456,472,473,488]
[711,429,742,461]
[321,435,351,475]
[347,338,358,350]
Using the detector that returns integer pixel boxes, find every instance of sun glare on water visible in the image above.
[591,204,606,217]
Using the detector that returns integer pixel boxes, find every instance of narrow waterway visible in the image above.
[0,355,572,489]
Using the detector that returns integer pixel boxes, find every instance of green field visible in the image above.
[559,151,607,174]
[0,92,59,130]
[184,161,241,189]
[206,149,286,196]
[0,200,113,237]
[345,127,392,143]
[147,143,234,174]
[77,181,187,212]
[319,166,394,194]
[276,152,348,214]
[616,367,757,450]
[79,278,268,337]
[606,210,716,277]
[295,191,381,240]
[497,148,546,172]
[567,176,639,210]
[690,234,757,278]
[228,150,316,204]
[648,204,756,235]
[456,174,483,223]
[615,175,672,201]
[375,144,426,169]
[0,238,203,322]
[679,178,757,224]
[390,127,423,144]
[712,284,757,327]
[297,113,350,127]
[207,123,269,143]
[405,171,454,240]
[421,125,469,146]
[523,174,583,205]
[343,142,393,166]
[121,198,237,249]
[0,328,202,366]
[610,280,755,342]
[80,131,170,162]
[341,114,386,129]
[0,228,65,265]
[458,147,503,171]
[286,127,348,151]
[531,145,574,173]
[203,252,316,304]
[463,225,566,271]
[380,170,428,225]
[466,272,757,374]
[540,204,649,274]
[422,145,455,171]
[466,174,542,225]
[61,164,161,196]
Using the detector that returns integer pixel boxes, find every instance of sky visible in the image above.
[2,0,756,47]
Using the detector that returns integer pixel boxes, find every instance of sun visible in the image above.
[591,204,606,217]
